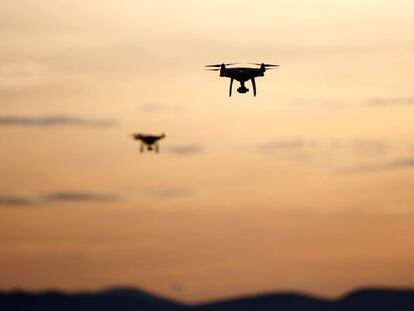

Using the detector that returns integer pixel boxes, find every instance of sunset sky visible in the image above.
[1,0,414,303]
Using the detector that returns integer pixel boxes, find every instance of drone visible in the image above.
[131,133,165,153]
[205,63,279,96]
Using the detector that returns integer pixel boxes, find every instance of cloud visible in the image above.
[259,139,317,161]
[260,138,401,171]
[167,144,203,155]
[0,196,35,207]
[261,139,318,152]
[44,192,119,203]
[0,115,117,127]
[146,188,194,199]
[139,103,185,114]
[260,139,388,157]
[367,97,414,106]
[350,139,390,156]
[0,191,120,207]
[350,158,414,173]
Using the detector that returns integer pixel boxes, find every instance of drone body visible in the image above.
[131,133,165,153]
[206,63,279,96]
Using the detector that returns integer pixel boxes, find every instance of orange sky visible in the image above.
[0,0,414,303]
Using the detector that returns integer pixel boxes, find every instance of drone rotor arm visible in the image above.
[205,63,238,68]
[250,63,280,67]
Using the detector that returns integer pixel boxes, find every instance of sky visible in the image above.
[0,0,414,303]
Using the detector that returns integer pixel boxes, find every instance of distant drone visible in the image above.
[131,133,165,153]
[205,63,279,97]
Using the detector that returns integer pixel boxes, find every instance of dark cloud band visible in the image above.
[44,192,119,203]
[0,196,35,207]
[0,191,120,207]
[0,115,117,127]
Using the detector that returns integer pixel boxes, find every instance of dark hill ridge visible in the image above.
[0,287,185,311]
[195,289,414,311]
[1,287,414,311]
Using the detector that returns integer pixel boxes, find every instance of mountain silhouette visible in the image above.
[1,287,413,311]
[0,287,185,311]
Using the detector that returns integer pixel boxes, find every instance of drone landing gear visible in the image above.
[251,78,256,96]
[230,80,256,96]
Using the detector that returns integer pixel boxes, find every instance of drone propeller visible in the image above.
[130,133,144,139]
[205,68,220,71]
[250,63,280,67]
[205,63,238,68]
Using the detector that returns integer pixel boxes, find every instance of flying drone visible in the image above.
[205,63,279,96]
[131,133,165,153]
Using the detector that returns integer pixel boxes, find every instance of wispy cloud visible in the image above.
[0,196,35,207]
[349,139,389,156]
[261,139,317,152]
[139,103,185,114]
[44,192,119,203]
[146,188,194,199]
[260,139,389,157]
[350,158,414,173]
[367,97,414,106]
[167,144,203,155]
[0,191,120,207]
[259,138,407,172]
[259,139,318,162]
[0,115,117,127]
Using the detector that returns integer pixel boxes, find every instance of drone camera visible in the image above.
[237,86,249,94]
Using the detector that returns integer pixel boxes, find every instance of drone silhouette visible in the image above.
[205,63,279,97]
[131,133,165,153]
